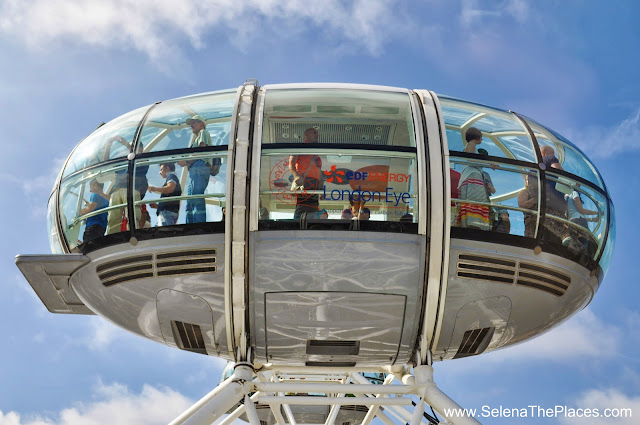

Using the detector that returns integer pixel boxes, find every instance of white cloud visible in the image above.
[86,317,126,351]
[460,0,530,27]
[0,381,193,425]
[443,309,622,374]
[0,0,406,65]
[565,107,640,159]
[490,309,621,362]
[559,388,640,425]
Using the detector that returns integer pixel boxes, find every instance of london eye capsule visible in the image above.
[16,81,615,425]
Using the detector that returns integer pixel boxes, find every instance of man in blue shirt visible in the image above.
[149,163,182,226]
[178,115,211,223]
[80,179,109,242]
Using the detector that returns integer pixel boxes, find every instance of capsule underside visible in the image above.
[17,82,614,366]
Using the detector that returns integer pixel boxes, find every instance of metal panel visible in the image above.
[434,239,597,360]
[157,289,218,355]
[265,291,406,364]
[68,235,231,357]
[15,254,93,314]
[251,231,425,366]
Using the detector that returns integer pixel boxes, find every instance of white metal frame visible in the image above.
[169,363,481,425]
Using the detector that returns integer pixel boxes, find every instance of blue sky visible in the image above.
[1,0,639,424]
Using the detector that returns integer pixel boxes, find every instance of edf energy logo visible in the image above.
[269,159,412,208]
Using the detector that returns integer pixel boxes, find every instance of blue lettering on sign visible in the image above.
[323,186,410,207]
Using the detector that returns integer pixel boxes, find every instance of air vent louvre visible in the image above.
[456,254,572,297]
[172,320,207,354]
[96,255,153,273]
[271,123,392,145]
[158,267,216,277]
[97,248,217,286]
[517,262,571,296]
[306,340,360,355]
[454,327,494,359]
[456,254,516,285]
[305,361,357,367]
[157,249,216,259]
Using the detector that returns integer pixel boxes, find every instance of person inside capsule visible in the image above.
[148,162,182,226]
[565,184,599,256]
[178,115,212,224]
[103,137,149,199]
[288,127,324,219]
[79,179,109,242]
[456,127,491,230]
[540,145,569,245]
[341,194,370,220]
[106,172,142,234]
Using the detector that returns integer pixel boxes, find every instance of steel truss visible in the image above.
[169,363,481,425]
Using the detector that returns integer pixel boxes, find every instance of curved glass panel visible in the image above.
[134,151,226,227]
[439,97,536,162]
[542,171,606,261]
[59,161,130,250]
[259,88,418,231]
[262,89,416,147]
[525,118,604,189]
[260,149,417,223]
[47,191,64,254]
[140,91,235,153]
[450,158,540,237]
[62,106,150,178]
[599,200,616,276]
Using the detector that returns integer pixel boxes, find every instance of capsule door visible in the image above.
[247,84,428,366]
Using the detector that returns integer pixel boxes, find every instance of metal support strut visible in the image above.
[169,364,483,425]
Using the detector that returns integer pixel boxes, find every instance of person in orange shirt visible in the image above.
[289,127,323,219]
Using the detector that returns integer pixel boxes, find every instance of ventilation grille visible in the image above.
[456,253,571,297]
[172,320,207,354]
[306,340,360,355]
[517,262,571,297]
[305,361,357,367]
[271,122,393,145]
[340,406,369,413]
[454,327,494,359]
[456,254,516,285]
[97,249,216,287]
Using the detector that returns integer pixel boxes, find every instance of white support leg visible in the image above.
[324,393,344,425]
[244,393,261,425]
[414,365,482,425]
[217,393,260,425]
[352,372,395,425]
[270,402,287,425]
[409,399,425,425]
[169,363,254,425]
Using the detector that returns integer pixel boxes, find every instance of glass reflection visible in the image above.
[134,152,226,228]
[47,192,64,254]
[140,91,235,153]
[526,118,604,189]
[451,158,539,237]
[62,106,150,178]
[440,97,536,162]
[599,201,616,275]
[262,89,416,147]
[260,151,417,223]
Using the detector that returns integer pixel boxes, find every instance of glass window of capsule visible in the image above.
[258,88,419,232]
[442,96,613,269]
[56,91,235,251]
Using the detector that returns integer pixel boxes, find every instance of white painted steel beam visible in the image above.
[254,382,421,395]
[257,396,412,406]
